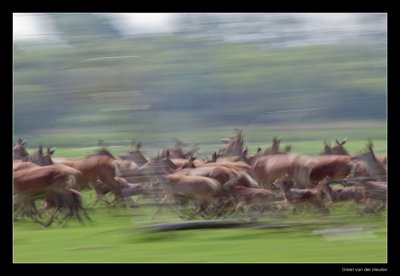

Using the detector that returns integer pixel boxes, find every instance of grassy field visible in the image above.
[13,198,387,263]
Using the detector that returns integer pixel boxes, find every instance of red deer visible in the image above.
[40,189,90,225]
[118,160,140,178]
[202,160,251,174]
[319,178,386,212]
[310,154,373,185]
[321,140,333,155]
[320,138,349,155]
[225,186,281,217]
[318,177,365,204]
[125,150,178,184]
[13,138,29,161]
[119,141,148,167]
[222,171,259,189]
[170,154,203,169]
[13,160,38,172]
[352,140,387,181]
[333,138,349,155]
[13,164,84,226]
[91,176,152,206]
[160,138,200,160]
[176,165,240,185]
[322,138,386,166]
[205,152,218,163]
[252,154,316,189]
[58,148,123,200]
[217,172,278,216]
[13,141,56,166]
[202,171,259,216]
[217,129,244,158]
[27,145,56,166]
[311,155,355,183]
[262,136,281,155]
[272,174,329,214]
[152,174,222,218]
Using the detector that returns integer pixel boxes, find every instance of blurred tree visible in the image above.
[50,13,121,44]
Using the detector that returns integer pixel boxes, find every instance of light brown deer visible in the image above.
[152,174,222,219]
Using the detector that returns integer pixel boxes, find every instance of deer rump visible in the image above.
[252,154,315,189]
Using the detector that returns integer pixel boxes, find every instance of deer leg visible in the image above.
[234,201,245,216]
[123,196,139,208]
[43,207,62,228]
[151,194,169,219]
[346,163,358,179]
[314,200,329,215]
[188,200,205,219]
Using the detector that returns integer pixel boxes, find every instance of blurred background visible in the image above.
[13,13,387,155]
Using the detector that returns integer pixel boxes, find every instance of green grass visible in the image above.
[13,197,387,263]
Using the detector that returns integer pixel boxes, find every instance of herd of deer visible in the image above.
[13,131,387,227]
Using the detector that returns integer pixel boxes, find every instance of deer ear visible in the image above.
[335,139,340,145]
[341,138,347,145]
[50,148,56,155]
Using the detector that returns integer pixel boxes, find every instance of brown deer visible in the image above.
[152,174,222,219]
[352,140,387,181]
[272,174,329,214]
[13,163,84,226]
[58,148,123,200]
[13,138,29,161]
[252,154,316,189]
